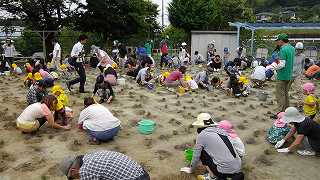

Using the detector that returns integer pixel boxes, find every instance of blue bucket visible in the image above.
[138,119,156,135]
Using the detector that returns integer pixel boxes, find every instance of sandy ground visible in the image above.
[0,66,320,180]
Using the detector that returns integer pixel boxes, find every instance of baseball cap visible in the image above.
[276,34,289,41]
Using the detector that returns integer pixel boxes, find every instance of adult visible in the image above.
[180,113,244,180]
[292,42,306,104]
[144,40,153,59]
[1,38,16,72]
[305,62,320,80]
[51,39,61,70]
[118,43,127,71]
[67,35,88,93]
[26,80,48,105]
[179,42,190,66]
[160,36,169,68]
[60,150,150,180]
[273,34,295,112]
[250,65,266,87]
[193,51,205,65]
[78,97,121,144]
[208,55,222,72]
[136,67,152,86]
[194,70,210,90]
[276,107,320,156]
[17,95,70,133]
[91,45,114,73]
[164,66,187,88]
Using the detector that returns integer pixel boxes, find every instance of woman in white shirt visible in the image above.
[78,97,121,144]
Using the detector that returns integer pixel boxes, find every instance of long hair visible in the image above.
[84,97,96,108]
[41,95,57,110]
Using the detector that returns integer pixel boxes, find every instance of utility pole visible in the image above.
[162,0,164,28]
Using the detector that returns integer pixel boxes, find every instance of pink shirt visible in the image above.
[166,71,183,82]
[97,49,114,67]
[39,69,53,79]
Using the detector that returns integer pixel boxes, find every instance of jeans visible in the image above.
[135,169,150,180]
[275,80,293,112]
[303,137,314,151]
[88,126,120,142]
[69,62,86,92]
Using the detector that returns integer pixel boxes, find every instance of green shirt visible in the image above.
[277,44,295,81]
[144,43,152,55]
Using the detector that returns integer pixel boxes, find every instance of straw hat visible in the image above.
[283,107,305,123]
[192,113,218,127]
[274,112,287,128]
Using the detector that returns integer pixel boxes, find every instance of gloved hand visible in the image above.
[180,167,192,174]
[277,148,290,153]
[275,139,285,149]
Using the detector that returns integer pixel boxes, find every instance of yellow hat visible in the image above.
[177,86,186,95]
[27,73,33,79]
[184,75,192,81]
[12,63,17,68]
[239,76,249,85]
[60,64,67,70]
[56,100,64,111]
[52,85,64,94]
[34,72,42,81]
[162,71,170,78]
[112,63,118,69]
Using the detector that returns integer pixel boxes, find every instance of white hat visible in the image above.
[50,72,59,79]
[181,42,187,46]
[192,113,218,127]
[91,45,99,50]
[283,107,305,123]
[295,42,304,50]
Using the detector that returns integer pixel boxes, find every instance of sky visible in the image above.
[152,0,171,26]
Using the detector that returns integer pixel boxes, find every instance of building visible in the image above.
[256,12,275,23]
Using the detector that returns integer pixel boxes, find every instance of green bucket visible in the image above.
[184,148,193,163]
[138,119,156,135]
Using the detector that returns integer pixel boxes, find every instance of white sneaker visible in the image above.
[297,150,316,156]
[197,173,217,180]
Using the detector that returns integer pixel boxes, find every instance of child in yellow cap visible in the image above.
[24,73,35,87]
[25,63,33,73]
[238,76,251,97]
[52,85,72,125]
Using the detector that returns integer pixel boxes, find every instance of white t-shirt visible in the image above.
[2,44,16,57]
[17,103,49,124]
[251,66,266,81]
[78,104,120,131]
[71,42,84,62]
[52,43,61,59]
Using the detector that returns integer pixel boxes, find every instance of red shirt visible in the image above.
[166,71,183,82]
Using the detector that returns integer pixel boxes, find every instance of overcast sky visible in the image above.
[152,0,171,26]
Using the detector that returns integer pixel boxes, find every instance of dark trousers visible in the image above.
[98,65,104,73]
[160,53,168,68]
[70,62,86,91]
[200,150,244,180]
[135,169,150,180]
[1,57,13,72]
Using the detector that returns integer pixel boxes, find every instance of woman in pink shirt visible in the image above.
[164,66,187,88]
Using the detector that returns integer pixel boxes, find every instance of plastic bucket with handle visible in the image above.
[138,119,156,135]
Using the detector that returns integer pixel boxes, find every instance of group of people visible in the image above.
[1,32,319,180]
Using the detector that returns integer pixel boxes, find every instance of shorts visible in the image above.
[17,120,38,132]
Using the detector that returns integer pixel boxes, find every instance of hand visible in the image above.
[277,148,290,153]
[63,124,71,130]
[180,167,192,174]
[275,139,285,149]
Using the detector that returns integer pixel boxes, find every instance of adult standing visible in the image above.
[91,45,114,73]
[292,42,306,106]
[60,150,150,180]
[274,34,295,112]
[118,43,127,72]
[160,36,169,68]
[67,35,88,93]
[51,39,61,70]
[1,38,16,72]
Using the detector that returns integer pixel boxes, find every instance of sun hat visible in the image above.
[181,42,187,46]
[276,34,289,41]
[34,72,42,81]
[27,73,33,79]
[283,107,305,123]
[192,113,218,127]
[303,82,315,93]
[295,42,304,50]
[59,156,77,178]
[218,120,237,138]
[273,112,287,128]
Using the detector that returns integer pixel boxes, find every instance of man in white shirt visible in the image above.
[51,39,61,70]
[67,35,88,93]
[1,38,16,72]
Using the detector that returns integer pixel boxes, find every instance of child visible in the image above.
[303,83,318,119]
[194,70,210,90]
[11,63,22,75]
[266,112,291,144]
[238,76,251,97]
[93,74,114,104]
[24,73,35,87]
[218,120,245,157]
[136,67,153,86]
[25,63,33,73]
[104,64,118,86]
[52,85,72,125]
[211,76,223,89]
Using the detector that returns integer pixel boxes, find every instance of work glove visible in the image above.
[275,139,285,149]
[277,148,290,153]
[180,167,192,174]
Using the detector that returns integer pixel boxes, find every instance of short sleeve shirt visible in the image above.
[295,118,320,152]
[277,44,295,80]
[17,103,50,123]
[304,95,317,116]
[166,71,183,82]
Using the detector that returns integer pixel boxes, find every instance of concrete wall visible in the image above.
[191,31,238,61]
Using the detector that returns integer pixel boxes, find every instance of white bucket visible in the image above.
[117,78,126,86]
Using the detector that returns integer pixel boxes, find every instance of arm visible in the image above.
[190,135,204,172]
[93,83,99,95]
[283,126,297,141]
[288,135,304,151]
[46,113,68,130]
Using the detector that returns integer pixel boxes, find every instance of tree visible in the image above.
[161,26,188,47]
[168,0,254,31]
[75,0,159,42]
